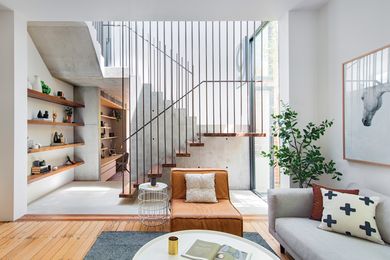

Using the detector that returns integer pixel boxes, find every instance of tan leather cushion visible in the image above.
[171,199,242,219]
[171,199,243,236]
[171,168,229,200]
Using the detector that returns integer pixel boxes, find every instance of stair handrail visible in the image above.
[121,79,262,144]
[92,21,192,74]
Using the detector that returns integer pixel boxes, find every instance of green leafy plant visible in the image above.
[40,80,51,94]
[64,107,73,116]
[261,104,342,188]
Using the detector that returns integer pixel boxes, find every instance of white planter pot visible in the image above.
[32,75,41,91]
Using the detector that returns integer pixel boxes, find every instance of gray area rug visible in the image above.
[85,231,276,260]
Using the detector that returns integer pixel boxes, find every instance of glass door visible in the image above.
[248,21,279,194]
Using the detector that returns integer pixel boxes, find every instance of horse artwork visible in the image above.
[343,44,390,165]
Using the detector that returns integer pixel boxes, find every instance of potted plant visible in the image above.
[261,104,342,188]
[64,107,73,123]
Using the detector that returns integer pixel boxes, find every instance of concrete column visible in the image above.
[0,10,28,221]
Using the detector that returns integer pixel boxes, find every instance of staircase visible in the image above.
[91,21,268,198]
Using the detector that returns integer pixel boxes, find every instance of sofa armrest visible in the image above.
[268,188,313,235]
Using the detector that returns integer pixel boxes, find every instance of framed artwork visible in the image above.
[343,44,390,165]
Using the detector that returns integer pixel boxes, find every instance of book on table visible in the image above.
[182,239,250,260]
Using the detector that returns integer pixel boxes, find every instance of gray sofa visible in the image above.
[268,184,390,260]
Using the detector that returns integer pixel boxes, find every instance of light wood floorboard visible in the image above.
[0,219,292,259]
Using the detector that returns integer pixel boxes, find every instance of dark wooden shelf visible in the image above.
[28,119,84,127]
[28,142,85,154]
[28,89,84,108]
[27,161,84,184]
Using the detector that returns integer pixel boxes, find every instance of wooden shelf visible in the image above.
[28,119,84,127]
[101,147,108,151]
[101,115,117,120]
[28,142,85,154]
[27,161,84,184]
[101,126,111,129]
[28,89,84,108]
[101,136,118,140]
[100,96,123,110]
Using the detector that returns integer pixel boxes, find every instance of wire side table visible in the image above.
[138,182,169,226]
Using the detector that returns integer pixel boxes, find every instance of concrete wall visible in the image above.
[176,136,251,189]
[0,10,27,221]
[27,34,77,203]
[316,0,390,195]
[74,87,100,180]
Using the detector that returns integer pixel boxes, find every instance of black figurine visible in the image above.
[37,110,43,118]
[43,110,49,119]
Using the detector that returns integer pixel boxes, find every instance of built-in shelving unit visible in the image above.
[27,161,85,184]
[28,142,85,154]
[100,91,125,182]
[27,88,86,185]
[28,89,85,108]
[28,119,84,127]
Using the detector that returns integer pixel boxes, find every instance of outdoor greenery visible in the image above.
[261,105,342,188]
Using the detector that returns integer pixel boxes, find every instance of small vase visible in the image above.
[32,75,41,91]
[67,115,72,123]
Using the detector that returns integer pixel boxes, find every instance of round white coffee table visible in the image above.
[133,230,279,259]
[138,182,169,226]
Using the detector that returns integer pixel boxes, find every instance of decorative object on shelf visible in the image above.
[43,110,49,119]
[41,80,51,94]
[109,132,115,137]
[32,75,41,91]
[52,112,57,122]
[52,166,58,171]
[261,104,342,188]
[100,121,104,127]
[27,137,34,149]
[32,143,41,149]
[33,160,40,167]
[57,91,65,99]
[52,131,65,145]
[37,110,43,119]
[101,128,106,138]
[64,106,73,123]
[343,44,390,165]
[113,110,121,121]
[27,78,33,90]
[65,155,76,165]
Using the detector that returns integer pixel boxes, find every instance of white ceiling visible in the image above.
[0,0,327,21]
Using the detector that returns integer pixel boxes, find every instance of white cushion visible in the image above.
[319,188,384,244]
[185,173,218,203]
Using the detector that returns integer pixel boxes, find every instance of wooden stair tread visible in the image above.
[119,182,137,198]
[202,132,266,137]
[176,152,191,157]
[147,165,163,178]
[188,141,205,147]
[236,132,267,137]
[162,163,176,167]
[203,133,237,137]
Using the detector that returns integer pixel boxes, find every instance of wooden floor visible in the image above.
[0,217,292,259]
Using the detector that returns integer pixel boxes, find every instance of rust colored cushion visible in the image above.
[311,183,359,220]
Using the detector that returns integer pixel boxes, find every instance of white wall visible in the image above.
[0,10,27,221]
[316,0,390,195]
[27,33,76,203]
[278,9,321,188]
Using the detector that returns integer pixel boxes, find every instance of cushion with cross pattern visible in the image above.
[310,183,359,220]
[319,188,384,244]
